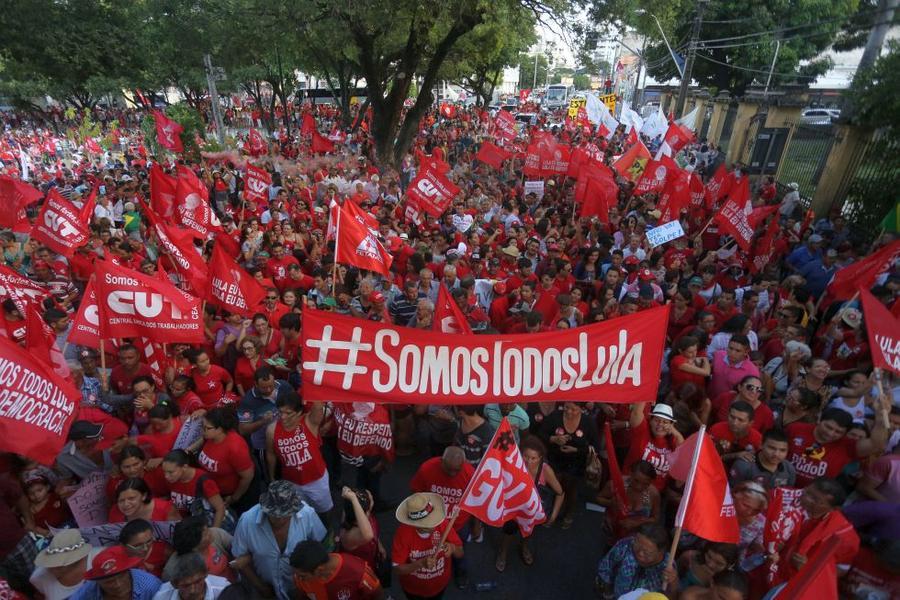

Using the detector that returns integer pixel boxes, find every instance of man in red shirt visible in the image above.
[709,401,762,466]
[392,493,463,600]
[291,540,383,600]
[787,405,889,487]
[109,344,155,395]
[624,403,685,491]
[708,288,739,328]
[265,243,300,290]
[410,447,474,536]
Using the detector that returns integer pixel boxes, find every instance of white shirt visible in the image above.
[30,548,102,600]
[152,575,231,600]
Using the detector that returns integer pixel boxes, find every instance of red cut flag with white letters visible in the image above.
[433,284,473,334]
[668,428,740,543]
[0,334,79,465]
[244,164,271,204]
[458,418,546,536]
[30,188,90,257]
[207,243,267,317]
[860,286,900,375]
[406,167,460,217]
[0,265,49,311]
[247,128,267,156]
[154,111,184,153]
[94,260,203,344]
[68,278,101,348]
[335,205,393,276]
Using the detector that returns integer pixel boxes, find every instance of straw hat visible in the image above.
[35,529,92,568]
[395,492,446,529]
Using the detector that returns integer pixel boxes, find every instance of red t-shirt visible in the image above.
[136,418,186,458]
[708,422,762,455]
[713,396,775,433]
[295,554,381,600]
[843,546,900,599]
[670,355,707,392]
[624,420,678,490]
[786,422,858,487]
[273,418,327,485]
[192,365,233,407]
[109,498,175,523]
[166,469,221,515]
[392,521,462,597]
[410,458,475,531]
[106,468,168,503]
[109,363,155,395]
[197,431,254,496]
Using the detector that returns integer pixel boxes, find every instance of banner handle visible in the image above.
[667,425,706,570]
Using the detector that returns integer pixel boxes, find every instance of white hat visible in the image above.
[649,403,676,421]
[396,493,446,529]
[789,182,799,190]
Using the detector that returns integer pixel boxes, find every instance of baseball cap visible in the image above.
[638,268,654,281]
[84,546,141,580]
[67,421,103,441]
[808,234,823,244]
[369,291,385,304]
[649,403,676,421]
[624,256,640,265]
[688,276,703,286]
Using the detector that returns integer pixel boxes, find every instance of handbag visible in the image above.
[584,446,603,489]
[190,474,236,533]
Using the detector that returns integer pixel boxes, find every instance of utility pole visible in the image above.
[203,54,226,145]
[674,0,707,117]
[844,0,898,119]
[632,36,648,110]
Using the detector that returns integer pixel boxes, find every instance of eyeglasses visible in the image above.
[126,539,154,552]
[744,384,762,392]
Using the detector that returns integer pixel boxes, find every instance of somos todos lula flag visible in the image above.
[301,304,670,404]
[0,334,79,464]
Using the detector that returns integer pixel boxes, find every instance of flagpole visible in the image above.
[667,424,706,570]
[98,339,108,391]
[332,203,341,287]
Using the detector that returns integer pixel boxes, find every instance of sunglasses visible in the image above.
[743,384,762,392]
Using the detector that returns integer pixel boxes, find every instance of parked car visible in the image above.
[800,108,840,125]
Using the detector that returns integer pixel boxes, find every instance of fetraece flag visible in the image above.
[406,167,460,217]
[301,304,670,404]
[30,189,89,257]
[95,260,203,344]
[0,335,79,465]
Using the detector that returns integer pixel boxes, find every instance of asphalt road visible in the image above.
[366,453,608,600]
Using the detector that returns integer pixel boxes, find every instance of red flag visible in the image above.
[634,155,678,195]
[84,138,101,154]
[439,103,457,119]
[668,428,740,543]
[704,164,731,209]
[689,172,706,211]
[311,131,335,154]
[712,178,754,251]
[143,204,209,294]
[68,278,101,348]
[0,265,49,311]
[763,486,805,585]
[301,113,316,136]
[174,166,220,238]
[415,149,451,175]
[149,164,177,218]
[775,534,841,600]
[134,337,166,389]
[94,260,203,343]
[326,198,340,241]
[343,198,380,231]
[751,209,783,274]
[458,418,546,535]
[433,284,473,334]
[575,161,616,203]
[612,141,651,182]
[0,175,42,228]
[207,242,267,317]
[860,287,900,375]
[407,167,460,217]
[335,205,393,276]
[539,144,570,177]
[829,239,900,299]
[153,111,184,153]
[475,142,512,170]
[581,174,617,223]
[657,168,692,223]
[493,110,517,142]
[0,334,79,465]
[244,164,272,204]
[663,121,694,154]
[25,301,69,378]
[798,208,815,236]
[30,189,90,257]
[596,121,611,139]
[749,204,779,229]
[603,423,629,519]
[518,89,531,104]
[247,128,267,156]
[78,186,97,225]
[625,127,638,147]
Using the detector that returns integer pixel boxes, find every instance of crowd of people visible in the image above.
[0,98,898,600]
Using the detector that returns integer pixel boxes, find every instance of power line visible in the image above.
[695,52,832,79]
[698,17,896,50]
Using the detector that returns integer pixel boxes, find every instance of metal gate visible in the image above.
[776,123,836,199]
[717,103,738,154]
[748,127,790,176]
[699,104,713,140]
[837,133,900,233]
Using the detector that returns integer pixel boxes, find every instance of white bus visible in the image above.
[543,84,575,110]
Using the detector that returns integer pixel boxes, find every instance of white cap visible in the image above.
[649,403,675,421]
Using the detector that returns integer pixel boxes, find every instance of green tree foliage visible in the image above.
[847,40,900,136]
[141,105,206,160]
[518,52,552,91]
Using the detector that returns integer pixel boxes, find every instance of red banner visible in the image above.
[0,265,48,311]
[247,128,267,156]
[406,167,459,217]
[0,175,42,228]
[68,278,101,348]
[493,110,516,142]
[713,189,754,252]
[475,142,511,170]
[860,287,900,375]
[30,189,89,257]
[539,144,570,177]
[149,164,177,218]
[154,111,184,153]
[244,164,271,204]
[207,243,267,317]
[634,155,678,196]
[95,260,203,343]
[458,418,546,536]
[300,304,670,404]
[175,166,220,239]
[828,239,900,299]
[143,204,209,294]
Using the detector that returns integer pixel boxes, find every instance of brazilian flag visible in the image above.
[881,203,900,233]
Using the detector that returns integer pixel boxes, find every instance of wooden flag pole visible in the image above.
[332,203,341,287]
[666,425,706,571]
[98,339,108,391]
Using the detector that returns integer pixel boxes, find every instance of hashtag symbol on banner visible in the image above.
[303,325,372,388]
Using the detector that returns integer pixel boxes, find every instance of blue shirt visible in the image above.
[798,259,837,299]
[231,503,327,600]
[69,569,161,600]
[786,245,821,272]
[237,380,292,450]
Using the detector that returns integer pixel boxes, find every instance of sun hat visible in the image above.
[841,307,862,329]
[396,492,446,529]
[259,480,303,519]
[649,403,676,422]
[501,246,521,258]
[83,546,141,580]
[35,529,92,569]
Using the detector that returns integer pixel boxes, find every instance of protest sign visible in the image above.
[301,304,670,405]
[524,180,544,200]
[646,220,686,248]
[67,471,109,528]
[55,521,179,548]
[174,417,204,450]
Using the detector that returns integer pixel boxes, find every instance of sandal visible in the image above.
[495,554,507,572]
[520,544,534,566]
[561,517,573,530]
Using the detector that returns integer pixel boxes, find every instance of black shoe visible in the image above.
[455,572,469,589]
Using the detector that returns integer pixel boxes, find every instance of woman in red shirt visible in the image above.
[186,349,233,407]
[119,519,173,579]
[109,478,180,523]
[249,313,283,358]
[233,335,264,395]
[197,408,255,512]
[169,375,206,417]
[162,449,228,530]
[135,403,186,458]
[106,445,169,503]
[669,336,712,423]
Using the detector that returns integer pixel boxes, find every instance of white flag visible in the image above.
[676,107,700,132]
[641,107,668,140]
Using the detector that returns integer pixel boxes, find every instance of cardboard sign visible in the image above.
[66,471,109,528]
[524,180,545,200]
[646,220,686,248]
[174,417,203,450]
[53,521,179,547]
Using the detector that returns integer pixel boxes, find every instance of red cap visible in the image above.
[638,268,654,281]
[493,281,507,295]
[84,546,142,580]
[32,260,51,270]
[624,256,640,265]
[369,291,385,303]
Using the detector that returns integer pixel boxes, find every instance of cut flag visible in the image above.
[154,111,184,153]
[458,417,546,535]
[335,204,393,276]
[612,141,651,182]
[859,286,900,375]
[244,164,272,204]
[668,427,740,543]
[433,284,473,334]
[247,128,267,156]
[0,175,43,228]
[475,141,512,170]
[31,188,90,258]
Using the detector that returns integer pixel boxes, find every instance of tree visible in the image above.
[519,52,551,91]
[848,40,900,135]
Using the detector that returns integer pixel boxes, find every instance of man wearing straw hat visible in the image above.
[391,492,463,600]
[31,529,99,599]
